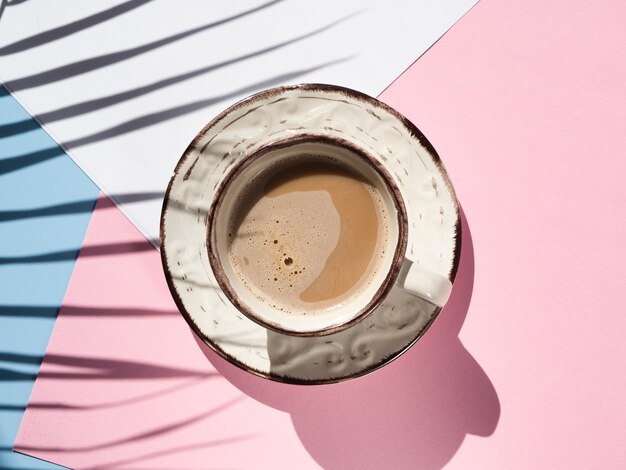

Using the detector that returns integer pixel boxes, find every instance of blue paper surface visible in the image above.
[0,85,98,469]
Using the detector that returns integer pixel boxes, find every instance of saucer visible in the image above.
[161,84,461,384]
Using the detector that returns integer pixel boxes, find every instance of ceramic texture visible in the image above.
[161,84,461,384]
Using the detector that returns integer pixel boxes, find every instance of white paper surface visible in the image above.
[0,0,476,243]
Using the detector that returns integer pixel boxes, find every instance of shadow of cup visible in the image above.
[195,209,500,469]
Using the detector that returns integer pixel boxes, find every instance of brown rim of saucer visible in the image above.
[206,134,409,337]
[160,83,462,385]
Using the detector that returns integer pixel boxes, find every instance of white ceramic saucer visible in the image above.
[161,84,461,384]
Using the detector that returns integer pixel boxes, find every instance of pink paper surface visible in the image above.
[16,0,626,468]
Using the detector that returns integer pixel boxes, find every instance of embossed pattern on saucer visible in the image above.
[161,84,461,384]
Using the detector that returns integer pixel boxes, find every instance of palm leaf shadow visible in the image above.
[64,55,353,149]
[0,12,359,138]
[84,434,258,470]
[0,240,157,265]
[0,304,176,318]
[0,0,154,56]
[5,0,286,91]
[17,396,244,452]
[0,351,211,380]
[0,191,162,222]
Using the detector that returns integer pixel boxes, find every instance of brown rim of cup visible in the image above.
[206,133,409,337]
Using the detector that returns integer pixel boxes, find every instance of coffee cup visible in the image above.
[207,133,452,336]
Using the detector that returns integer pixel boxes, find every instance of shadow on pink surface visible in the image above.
[198,210,500,469]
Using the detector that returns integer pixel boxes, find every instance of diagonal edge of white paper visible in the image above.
[0,0,478,245]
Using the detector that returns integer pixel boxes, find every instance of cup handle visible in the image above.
[398,259,453,308]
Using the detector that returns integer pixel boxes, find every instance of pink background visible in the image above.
[16,0,626,468]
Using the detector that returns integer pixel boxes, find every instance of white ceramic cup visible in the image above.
[207,134,452,336]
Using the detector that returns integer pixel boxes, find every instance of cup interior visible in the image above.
[207,135,407,336]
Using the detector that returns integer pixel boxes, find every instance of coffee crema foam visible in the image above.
[227,157,389,316]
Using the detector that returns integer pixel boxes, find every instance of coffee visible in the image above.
[227,159,389,315]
